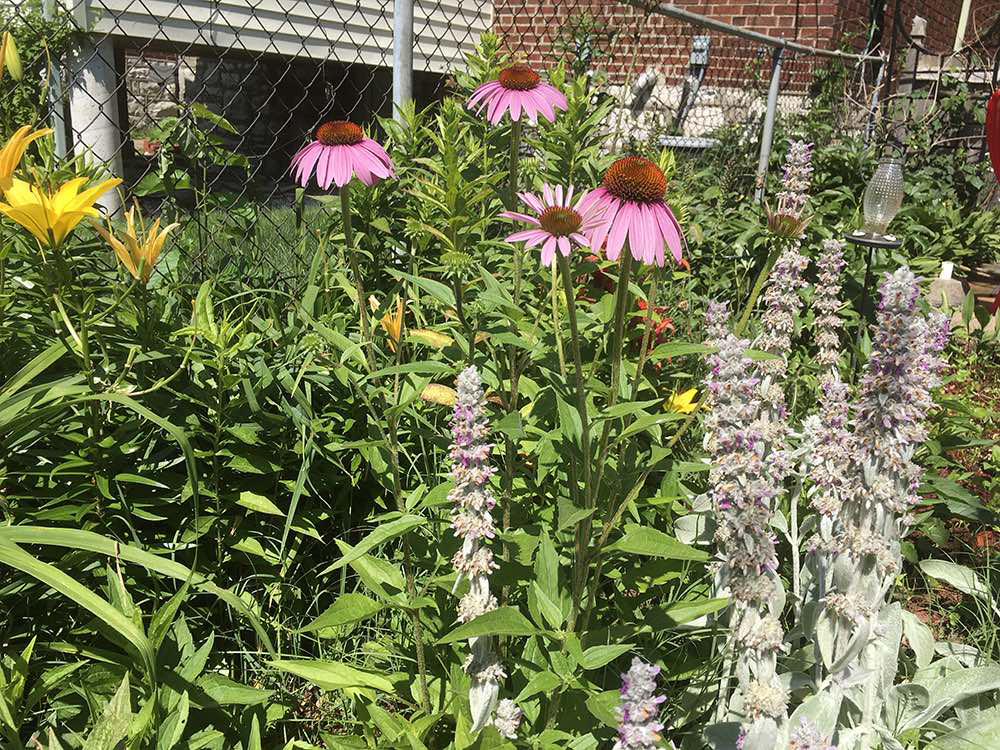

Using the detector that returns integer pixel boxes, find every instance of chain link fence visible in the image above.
[0,0,995,286]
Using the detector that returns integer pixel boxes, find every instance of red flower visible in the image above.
[987,89,1000,184]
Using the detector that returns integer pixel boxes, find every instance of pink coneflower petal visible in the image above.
[507,229,548,247]
[519,192,545,214]
[499,211,541,226]
[571,232,589,246]
[509,93,522,122]
[543,184,554,206]
[558,236,571,257]
[542,236,557,266]
[606,203,631,261]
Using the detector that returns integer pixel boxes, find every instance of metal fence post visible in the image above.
[754,45,784,204]
[43,0,68,158]
[392,0,414,121]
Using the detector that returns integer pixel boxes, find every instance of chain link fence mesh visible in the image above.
[0,0,996,286]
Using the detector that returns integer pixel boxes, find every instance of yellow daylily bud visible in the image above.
[91,203,178,284]
[2,32,22,81]
[0,125,53,193]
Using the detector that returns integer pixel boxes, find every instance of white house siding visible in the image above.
[73,0,492,74]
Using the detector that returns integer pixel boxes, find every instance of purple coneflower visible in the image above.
[500,184,607,266]
[289,120,394,190]
[577,157,684,267]
[467,63,568,125]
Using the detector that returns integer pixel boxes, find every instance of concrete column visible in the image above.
[68,35,124,217]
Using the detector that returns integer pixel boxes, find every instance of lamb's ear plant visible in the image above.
[695,140,1000,750]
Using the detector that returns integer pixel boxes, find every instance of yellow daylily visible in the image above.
[667,388,698,414]
[0,176,122,248]
[0,125,53,192]
[377,296,405,352]
[92,204,178,284]
[2,32,22,81]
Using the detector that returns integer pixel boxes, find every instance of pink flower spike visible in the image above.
[288,120,395,190]
[500,184,607,267]
[581,156,686,267]
[467,63,567,126]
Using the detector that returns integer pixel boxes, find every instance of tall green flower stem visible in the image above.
[501,118,525,590]
[452,275,476,366]
[340,183,373,370]
[385,341,433,715]
[589,252,634,509]
[557,252,594,631]
[628,270,660,402]
[507,120,524,300]
[735,244,782,336]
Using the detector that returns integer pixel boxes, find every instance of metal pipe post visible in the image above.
[392,0,414,121]
[754,46,784,204]
[43,0,68,158]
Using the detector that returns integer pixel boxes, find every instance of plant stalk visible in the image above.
[341,183,373,370]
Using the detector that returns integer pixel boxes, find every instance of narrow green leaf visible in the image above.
[237,491,284,516]
[580,644,633,670]
[324,515,426,572]
[0,526,275,656]
[296,594,384,633]
[606,525,708,561]
[437,607,539,644]
[268,659,394,693]
[83,672,132,750]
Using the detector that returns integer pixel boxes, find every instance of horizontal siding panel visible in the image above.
[84,0,490,72]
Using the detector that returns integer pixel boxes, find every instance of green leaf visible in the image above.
[236,491,284,516]
[617,413,685,441]
[268,660,394,693]
[647,342,711,361]
[495,412,524,439]
[530,581,564,630]
[514,671,562,703]
[919,559,990,600]
[156,691,189,750]
[585,690,619,728]
[296,594,384,633]
[606,525,708,561]
[437,607,539,644]
[196,674,272,706]
[580,644,633,670]
[148,581,191,653]
[391,271,456,308]
[323,515,426,573]
[658,597,729,626]
[0,542,156,681]
[83,672,132,750]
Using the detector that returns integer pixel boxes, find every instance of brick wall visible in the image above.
[494,0,839,85]
[493,0,980,84]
